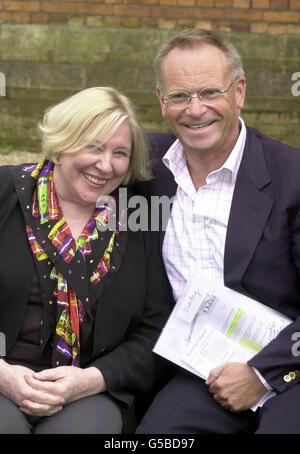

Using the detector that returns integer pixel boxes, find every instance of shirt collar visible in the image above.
[163,117,247,185]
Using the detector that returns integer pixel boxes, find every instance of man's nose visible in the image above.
[185,96,208,116]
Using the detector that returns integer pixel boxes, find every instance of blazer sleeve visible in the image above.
[248,207,300,393]
[89,229,172,407]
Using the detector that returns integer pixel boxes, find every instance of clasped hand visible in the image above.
[206,362,267,412]
[0,362,104,417]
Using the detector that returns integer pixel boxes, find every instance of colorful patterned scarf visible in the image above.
[25,159,116,366]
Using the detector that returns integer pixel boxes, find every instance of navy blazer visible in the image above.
[136,126,300,393]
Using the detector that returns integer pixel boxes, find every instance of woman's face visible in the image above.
[54,121,132,207]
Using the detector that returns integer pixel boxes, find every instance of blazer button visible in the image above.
[284,374,291,382]
[289,372,296,380]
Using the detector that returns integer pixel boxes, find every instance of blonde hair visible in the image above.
[38,86,151,184]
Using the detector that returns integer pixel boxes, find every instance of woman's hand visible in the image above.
[0,360,64,417]
[26,366,106,405]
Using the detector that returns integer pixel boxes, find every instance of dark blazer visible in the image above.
[136,126,300,394]
[0,164,172,408]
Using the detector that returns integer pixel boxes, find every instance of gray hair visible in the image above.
[154,29,245,89]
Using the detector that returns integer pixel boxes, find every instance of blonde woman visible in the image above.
[0,87,171,434]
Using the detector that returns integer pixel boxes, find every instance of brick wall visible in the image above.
[1,24,299,152]
[0,0,299,34]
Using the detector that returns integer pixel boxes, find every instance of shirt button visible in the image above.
[49,300,53,305]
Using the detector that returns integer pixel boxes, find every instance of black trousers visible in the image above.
[136,374,300,434]
[0,393,123,434]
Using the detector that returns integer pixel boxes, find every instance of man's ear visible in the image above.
[235,77,246,110]
[156,87,166,117]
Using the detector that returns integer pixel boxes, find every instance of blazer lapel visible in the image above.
[224,129,273,289]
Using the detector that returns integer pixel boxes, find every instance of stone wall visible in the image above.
[0,24,299,151]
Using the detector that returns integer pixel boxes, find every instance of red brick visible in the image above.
[290,0,300,9]
[0,11,12,21]
[41,2,79,14]
[48,13,67,23]
[176,18,196,27]
[31,12,49,23]
[270,0,289,8]
[159,0,177,5]
[250,21,268,32]
[230,20,250,30]
[217,21,232,32]
[263,10,298,22]
[113,5,151,16]
[77,4,113,14]
[158,17,176,28]
[195,20,212,29]
[12,11,31,22]
[233,0,250,7]
[139,16,158,26]
[178,0,196,6]
[287,24,300,33]
[225,9,262,20]
[2,1,40,12]
[268,23,288,33]
[103,15,122,25]
[152,6,224,19]
[252,0,269,7]
[215,0,232,6]
[196,0,214,6]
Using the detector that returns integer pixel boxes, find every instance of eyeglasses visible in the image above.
[162,78,238,110]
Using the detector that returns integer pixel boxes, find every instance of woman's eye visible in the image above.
[115,150,129,157]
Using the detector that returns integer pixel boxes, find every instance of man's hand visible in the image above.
[206,362,267,412]
[0,360,64,417]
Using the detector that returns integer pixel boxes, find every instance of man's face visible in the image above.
[157,45,246,159]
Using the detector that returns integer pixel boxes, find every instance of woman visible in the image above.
[0,87,171,434]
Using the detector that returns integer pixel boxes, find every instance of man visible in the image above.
[136,29,300,434]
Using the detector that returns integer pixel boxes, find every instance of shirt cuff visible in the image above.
[250,367,276,411]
